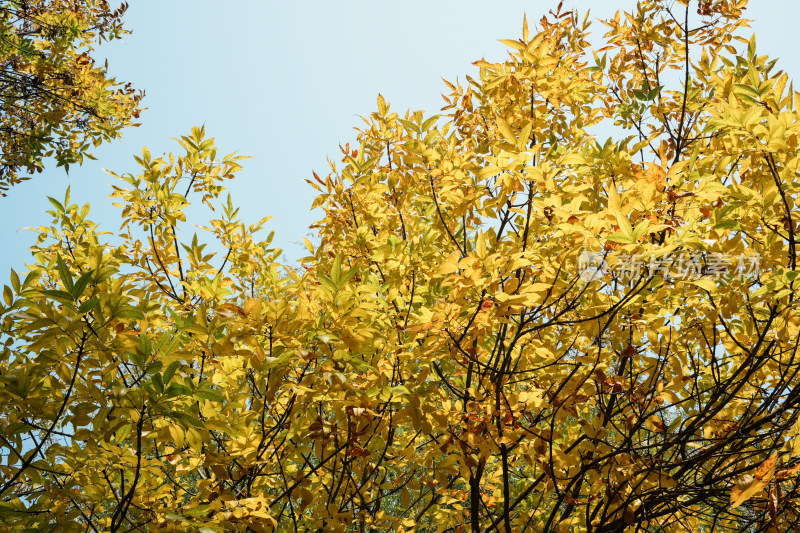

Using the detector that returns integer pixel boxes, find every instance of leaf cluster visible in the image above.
[0,0,143,194]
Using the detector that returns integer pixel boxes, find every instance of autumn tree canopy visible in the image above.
[2,0,800,531]
[0,0,142,194]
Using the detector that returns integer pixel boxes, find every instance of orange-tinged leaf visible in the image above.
[731,453,778,509]
[755,453,779,480]
[776,464,800,480]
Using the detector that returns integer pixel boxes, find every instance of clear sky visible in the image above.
[0,1,795,275]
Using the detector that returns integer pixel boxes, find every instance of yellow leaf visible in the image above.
[690,278,717,294]
[377,93,387,115]
[731,453,778,509]
[522,13,529,42]
[479,165,502,179]
[437,252,461,276]
[559,153,585,166]
[475,232,488,259]
[517,121,533,151]
[498,38,526,51]
[168,425,185,448]
[495,116,516,144]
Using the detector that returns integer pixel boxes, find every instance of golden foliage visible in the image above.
[3,1,800,531]
[0,0,143,194]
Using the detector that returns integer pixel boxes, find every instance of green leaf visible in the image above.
[340,267,358,286]
[131,353,147,369]
[56,255,73,292]
[23,270,40,287]
[40,289,76,303]
[169,410,203,428]
[319,275,337,294]
[421,115,440,132]
[138,334,152,357]
[163,361,180,384]
[151,373,164,394]
[194,388,224,402]
[647,85,663,100]
[47,196,65,213]
[714,219,740,230]
[733,83,761,98]
[70,271,92,300]
[117,306,144,320]
[165,383,191,397]
[78,298,99,313]
[96,267,118,283]
[398,119,419,134]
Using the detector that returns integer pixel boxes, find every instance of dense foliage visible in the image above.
[2,0,800,531]
[0,0,142,194]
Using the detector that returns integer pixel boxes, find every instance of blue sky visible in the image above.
[0,1,795,274]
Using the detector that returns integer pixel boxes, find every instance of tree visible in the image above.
[2,0,800,531]
[0,0,142,194]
